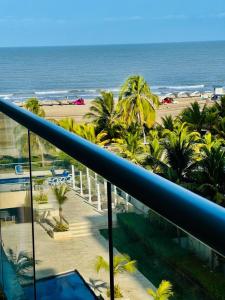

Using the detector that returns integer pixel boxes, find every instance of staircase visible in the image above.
[68,220,116,238]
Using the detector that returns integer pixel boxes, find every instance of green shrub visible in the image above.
[106,284,123,298]
[35,178,45,186]
[34,191,48,204]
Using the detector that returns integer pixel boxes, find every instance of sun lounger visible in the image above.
[15,164,24,175]
[50,168,69,177]
[62,170,69,177]
[48,177,59,186]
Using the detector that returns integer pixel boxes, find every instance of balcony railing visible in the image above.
[0,98,225,300]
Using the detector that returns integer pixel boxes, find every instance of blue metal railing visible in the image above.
[0,99,225,257]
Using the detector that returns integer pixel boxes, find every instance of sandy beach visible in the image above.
[40,97,211,124]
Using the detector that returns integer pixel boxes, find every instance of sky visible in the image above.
[0,0,225,47]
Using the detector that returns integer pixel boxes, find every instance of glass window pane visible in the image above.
[30,135,109,299]
[0,113,35,300]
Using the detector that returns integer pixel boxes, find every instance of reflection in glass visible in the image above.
[108,189,225,299]
[0,113,35,300]
[31,136,110,298]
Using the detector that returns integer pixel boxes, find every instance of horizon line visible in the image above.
[0,39,225,49]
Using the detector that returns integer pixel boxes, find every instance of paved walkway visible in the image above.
[1,190,154,299]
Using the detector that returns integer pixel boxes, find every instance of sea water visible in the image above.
[0,41,225,101]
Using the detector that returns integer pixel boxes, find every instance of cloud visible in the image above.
[103,16,143,22]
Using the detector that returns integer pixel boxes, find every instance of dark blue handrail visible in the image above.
[0,99,225,256]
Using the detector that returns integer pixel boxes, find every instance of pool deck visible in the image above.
[1,189,154,299]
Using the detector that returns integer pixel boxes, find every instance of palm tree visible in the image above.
[24,97,45,117]
[112,129,146,164]
[213,116,225,139]
[75,124,110,146]
[85,91,118,134]
[147,280,173,300]
[204,106,218,131]
[6,248,35,283]
[118,75,159,143]
[15,126,50,167]
[161,115,176,131]
[212,95,225,118]
[18,98,48,165]
[199,132,223,151]
[57,117,79,132]
[95,254,136,298]
[53,184,70,224]
[159,123,200,182]
[57,120,110,147]
[143,130,165,172]
[180,102,207,133]
[195,144,225,204]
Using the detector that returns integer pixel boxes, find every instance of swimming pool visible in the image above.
[23,271,98,300]
[0,176,30,184]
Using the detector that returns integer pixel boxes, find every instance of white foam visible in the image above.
[0,94,13,98]
[35,90,69,95]
[106,87,120,92]
[153,84,205,90]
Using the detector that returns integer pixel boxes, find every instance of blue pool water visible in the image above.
[23,271,97,300]
[0,177,30,184]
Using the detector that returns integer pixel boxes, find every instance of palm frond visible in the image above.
[95,256,109,273]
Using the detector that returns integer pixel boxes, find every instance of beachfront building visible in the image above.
[0,100,225,300]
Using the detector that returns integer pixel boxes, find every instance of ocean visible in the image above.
[0,41,225,102]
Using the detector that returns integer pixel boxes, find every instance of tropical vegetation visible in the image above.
[147,280,173,300]
[34,191,48,204]
[52,184,70,228]
[6,248,35,284]
[95,254,136,298]
[19,75,225,299]
[19,97,53,166]
[24,97,45,117]
[25,77,225,206]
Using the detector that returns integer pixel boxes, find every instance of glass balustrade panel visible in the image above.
[109,186,225,300]
[0,113,35,300]
[30,134,110,299]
